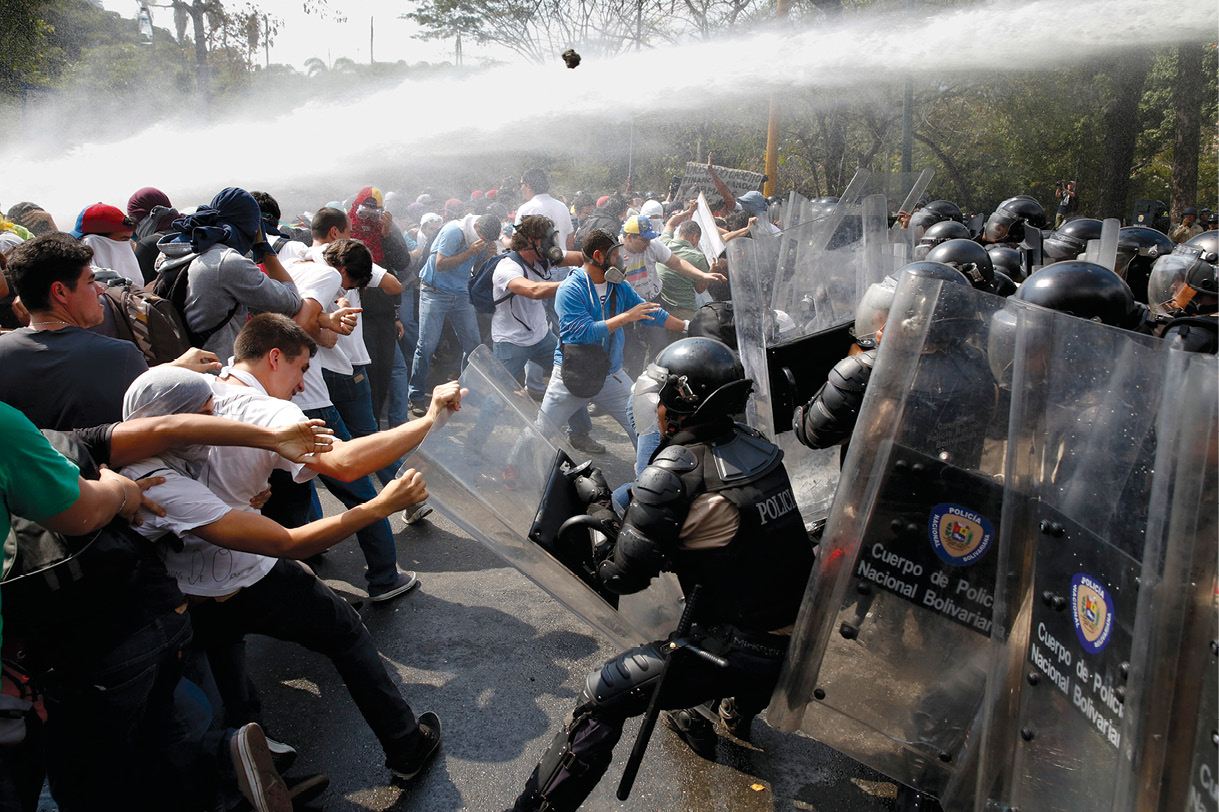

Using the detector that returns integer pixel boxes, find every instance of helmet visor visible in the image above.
[850,277,898,348]
[983,210,1016,243]
[1148,254,1193,316]
[631,366,665,438]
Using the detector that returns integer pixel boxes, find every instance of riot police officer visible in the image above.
[1148,230,1218,353]
[508,337,814,812]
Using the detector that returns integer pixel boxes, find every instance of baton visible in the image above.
[616,585,728,801]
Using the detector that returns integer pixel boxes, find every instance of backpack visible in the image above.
[150,251,239,348]
[1,431,162,638]
[98,276,191,366]
[469,251,534,315]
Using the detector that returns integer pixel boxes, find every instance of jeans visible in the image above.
[409,286,482,407]
[323,366,400,486]
[303,405,400,588]
[388,288,421,428]
[187,559,422,762]
[538,365,636,448]
[495,333,593,437]
[387,342,411,428]
[41,610,193,812]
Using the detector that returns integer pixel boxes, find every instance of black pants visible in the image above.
[512,627,787,812]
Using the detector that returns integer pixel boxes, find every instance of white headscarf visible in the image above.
[122,366,215,477]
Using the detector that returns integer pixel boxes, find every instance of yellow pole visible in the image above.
[764,0,790,198]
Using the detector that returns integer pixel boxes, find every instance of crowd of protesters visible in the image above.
[0,165,759,811]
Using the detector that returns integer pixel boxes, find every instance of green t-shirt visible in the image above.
[0,402,81,644]
[658,229,710,313]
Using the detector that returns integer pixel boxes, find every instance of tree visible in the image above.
[1170,41,1205,221]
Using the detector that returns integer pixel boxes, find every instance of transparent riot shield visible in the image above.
[972,302,1181,812]
[769,274,1010,809]
[730,191,891,525]
[411,345,685,649]
[1113,351,1218,812]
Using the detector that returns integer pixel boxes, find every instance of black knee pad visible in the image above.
[582,644,666,712]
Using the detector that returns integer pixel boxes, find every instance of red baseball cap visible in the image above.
[70,203,137,238]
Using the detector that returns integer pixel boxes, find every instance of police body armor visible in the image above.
[653,425,812,632]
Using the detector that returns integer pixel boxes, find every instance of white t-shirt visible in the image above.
[491,254,551,347]
[336,263,387,368]
[277,239,310,266]
[517,193,574,281]
[123,461,269,597]
[621,239,672,302]
[286,259,344,410]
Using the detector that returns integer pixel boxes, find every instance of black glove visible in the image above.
[586,505,620,566]
[572,466,612,508]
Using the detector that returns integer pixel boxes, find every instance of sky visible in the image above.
[98,0,461,68]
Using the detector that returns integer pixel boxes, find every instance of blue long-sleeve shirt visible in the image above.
[554,268,669,373]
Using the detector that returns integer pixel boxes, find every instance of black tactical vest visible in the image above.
[667,425,814,632]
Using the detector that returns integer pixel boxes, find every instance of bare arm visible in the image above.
[108,415,334,468]
[189,471,427,558]
[378,271,403,296]
[41,470,163,535]
[506,276,561,300]
[436,239,488,271]
[306,381,464,481]
[664,253,724,285]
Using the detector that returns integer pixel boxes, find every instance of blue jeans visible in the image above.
[494,333,593,437]
[539,365,636,447]
[387,342,411,428]
[186,559,423,762]
[408,286,482,407]
[323,366,400,486]
[303,405,400,589]
[388,289,420,428]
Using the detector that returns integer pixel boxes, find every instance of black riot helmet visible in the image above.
[1042,218,1104,261]
[1015,261,1138,327]
[652,337,753,436]
[1115,225,1174,304]
[991,270,1018,297]
[1148,230,1219,316]
[908,208,944,232]
[1003,195,1048,229]
[923,200,965,223]
[925,238,995,290]
[915,220,973,259]
[986,245,1025,281]
[984,195,1047,243]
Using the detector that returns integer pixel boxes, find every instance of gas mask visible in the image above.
[537,227,565,267]
[593,241,626,283]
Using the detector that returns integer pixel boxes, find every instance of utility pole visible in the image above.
[370,16,375,63]
[455,33,462,66]
[900,0,913,173]
[763,0,789,197]
[264,13,269,68]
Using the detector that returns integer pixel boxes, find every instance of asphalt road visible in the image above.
[241,409,902,812]
[34,408,902,812]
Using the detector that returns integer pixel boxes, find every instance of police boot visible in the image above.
[661,707,718,760]
[717,697,755,741]
[509,709,622,812]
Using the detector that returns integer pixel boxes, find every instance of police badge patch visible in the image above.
[928,503,995,567]
[1070,572,1115,654]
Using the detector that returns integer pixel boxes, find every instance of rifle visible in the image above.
[616,584,729,800]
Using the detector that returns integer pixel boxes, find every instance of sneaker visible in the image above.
[265,736,297,774]
[386,712,442,782]
[402,501,433,525]
[228,773,328,812]
[230,723,291,812]
[409,403,428,419]
[718,696,754,741]
[368,570,420,603]
[568,434,607,455]
[662,708,718,760]
[502,465,518,491]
